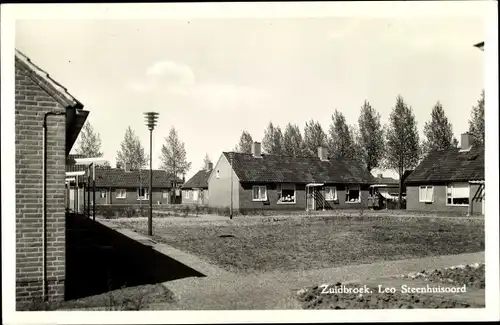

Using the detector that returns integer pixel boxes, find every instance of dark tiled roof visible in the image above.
[15,49,83,109]
[66,154,88,173]
[182,169,211,189]
[223,152,376,184]
[374,176,399,185]
[405,146,484,184]
[85,168,182,188]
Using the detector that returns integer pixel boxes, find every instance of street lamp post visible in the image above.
[144,112,159,236]
[230,155,233,220]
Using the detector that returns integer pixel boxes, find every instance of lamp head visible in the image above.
[144,112,159,131]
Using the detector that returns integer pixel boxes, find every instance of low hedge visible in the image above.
[94,203,480,219]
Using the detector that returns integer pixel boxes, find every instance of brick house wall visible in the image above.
[238,183,371,211]
[182,188,209,205]
[92,187,171,205]
[406,183,483,214]
[238,183,307,211]
[15,60,66,303]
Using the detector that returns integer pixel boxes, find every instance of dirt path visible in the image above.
[157,244,484,310]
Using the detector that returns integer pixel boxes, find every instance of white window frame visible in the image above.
[325,186,337,201]
[192,189,199,201]
[419,185,434,203]
[446,183,470,206]
[162,189,169,198]
[137,187,149,200]
[252,185,267,202]
[277,183,296,204]
[345,186,361,203]
[100,190,107,199]
[116,189,127,199]
[185,190,190,199]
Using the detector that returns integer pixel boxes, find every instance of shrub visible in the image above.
[123,206,136,218]
[102,207,115,219]
[182,205,190,217]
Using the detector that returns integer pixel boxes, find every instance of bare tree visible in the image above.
[468,90,485,147]
[384,95,421,208]
[303,119,327,157]
[235,131,254,153]
[357,101,385,171]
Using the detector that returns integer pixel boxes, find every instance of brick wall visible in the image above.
[406,183,483,215]
[92,187,171,205]
[181,188,209,205]
[15,60,66,305]
[238,183,372,211]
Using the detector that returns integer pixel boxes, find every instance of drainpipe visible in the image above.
[92,163,96,221]
[42,111,65,301]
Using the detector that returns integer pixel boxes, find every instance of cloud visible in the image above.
[127,60,195,94]
[126,60,267,111]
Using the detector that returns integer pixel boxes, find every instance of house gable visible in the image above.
[15,50,89,154]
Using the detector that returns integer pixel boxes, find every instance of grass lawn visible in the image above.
[109,214,484,274]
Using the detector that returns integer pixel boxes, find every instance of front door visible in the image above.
[306,187,316,211]
[482,192,485,215]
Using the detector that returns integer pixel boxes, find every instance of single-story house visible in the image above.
[75,163,183,206]
[208,142,376,212]
[405,133,484,215]
[15,49,89,303]
[368,174,399,209]
[182,162,212,205]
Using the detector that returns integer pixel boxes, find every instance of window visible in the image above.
[193,190,199,201]
[447,183,470,205]
[278,184,296,204]
[325,187,337,201]
[162,189,169,198]
[137,188,149,200]
[252,186,267,201]
[419,186,434,203]
[216,170,220,179]
[345,186,361,203]
[100,191,107,198]
[116,189,126,199]
[185,190,190,199]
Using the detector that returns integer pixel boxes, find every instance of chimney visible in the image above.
[206,162,213,171]
[124,162,132,172]
[252,142,262,158]
[317,146,329,161]
[460,132,471,150]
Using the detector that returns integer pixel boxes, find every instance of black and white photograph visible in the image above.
[1,1,498,324]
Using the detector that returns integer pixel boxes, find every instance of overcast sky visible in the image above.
[15,16,484,180]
